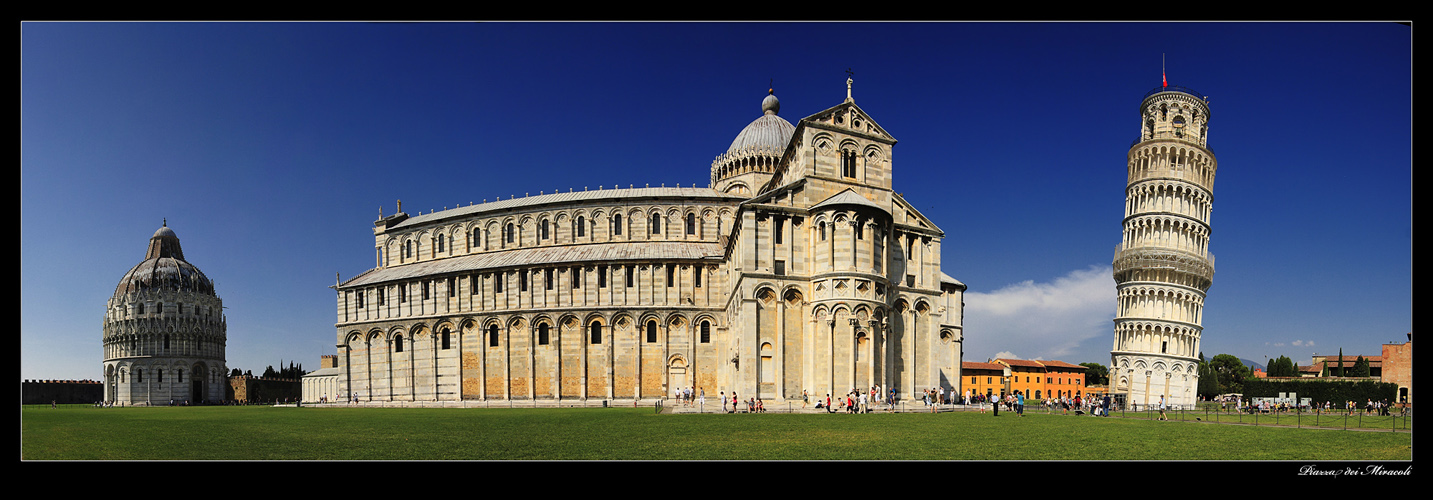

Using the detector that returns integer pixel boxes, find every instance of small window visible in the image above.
[506,223,515,244]
[441,329,451,350]
[774,260,786,275]
[571,266,581,288]
[576,216,586,237]
[774,216,783,244]
[400,285,408,303]
[541,219,550,240]
[686,213,695,235]
[495,273,504,294]
[700,320,711,343]
[589,321,602,344]
[667,266,675,287]
[613,214,622,236]
[422,281,430,300]
[694,267,702,288]
[598,265,607,288]
[521,271,529,292]
[646,320,657,343]
[438,235,445,252]
[626,266,634,287]
[488,325,499,347]
[394,335,404,353]
[545,268,554,290]
[538,324,550,345]
[651,213,662,235]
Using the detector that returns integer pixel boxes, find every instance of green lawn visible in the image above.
[21,405,1411,461]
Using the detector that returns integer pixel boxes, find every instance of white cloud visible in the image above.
[963,265,1114,363]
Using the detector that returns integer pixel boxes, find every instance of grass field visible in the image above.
[21,405,1412,461]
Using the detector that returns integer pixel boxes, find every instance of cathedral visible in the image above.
[103,222,229,405]
[327,80,966,404]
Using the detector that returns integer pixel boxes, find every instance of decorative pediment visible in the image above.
[802,102,896,144]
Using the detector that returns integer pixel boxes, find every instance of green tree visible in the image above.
[1352,356,1371,377]
[1197,360,1220,398]
[1209,354,1249,394]
[1267,355,1296,377]
[1080,362,1108,385]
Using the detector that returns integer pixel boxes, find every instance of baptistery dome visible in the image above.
[103,222,227,405]
[112,224,216,297]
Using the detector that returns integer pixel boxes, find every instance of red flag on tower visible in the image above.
[1162,54,1167,88]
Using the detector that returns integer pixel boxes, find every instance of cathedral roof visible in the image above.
[113,223,216,298]
[810,188,887,213]
[340,241,724,288]
[391,186,743,230]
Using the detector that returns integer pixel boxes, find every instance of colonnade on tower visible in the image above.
[1110,84,1217,409]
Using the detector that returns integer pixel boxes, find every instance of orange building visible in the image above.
[991,358,1089,400]
[961,361,1007,400]
[1037,360,1088,399]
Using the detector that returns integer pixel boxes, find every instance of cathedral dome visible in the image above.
[725,90,795,155]
[711,90,796,194]
[112,223,216,298]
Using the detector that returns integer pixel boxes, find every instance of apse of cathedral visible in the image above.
[327,80,966,403]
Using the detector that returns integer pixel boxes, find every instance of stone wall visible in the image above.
[23,379,104,405]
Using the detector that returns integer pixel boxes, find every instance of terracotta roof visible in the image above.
[962,361,1005,371]
[340,241,724,288]
[996,358,1045,368]
[1037,360,1086,369]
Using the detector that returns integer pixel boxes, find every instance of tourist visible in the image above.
[1158,394,1168,421]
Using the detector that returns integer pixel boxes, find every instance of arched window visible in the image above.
[576,216,586,237]
[394,334,404,353]
[612,214,622,235]
[505,223,515,244]
[686,213,695,235]
[488,325,499,347]
[437,234,445,253]
[589,321,602,344]
[646,320,658,343]
[651,213,662,235]
[541,219,550,240]
[441,328,451,350]
[405,240,413,258]
[538,323,550,345]
[700,320,711,343]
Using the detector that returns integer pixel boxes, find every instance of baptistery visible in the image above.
[103,222,228,405]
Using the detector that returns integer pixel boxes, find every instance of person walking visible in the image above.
[1158,394,1168,421]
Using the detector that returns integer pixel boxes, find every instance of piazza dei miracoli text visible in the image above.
[312,79,969,404]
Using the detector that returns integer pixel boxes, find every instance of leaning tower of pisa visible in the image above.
[1110,82,1216,409]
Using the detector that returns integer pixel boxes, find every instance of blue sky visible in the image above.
[21,22,1411,380]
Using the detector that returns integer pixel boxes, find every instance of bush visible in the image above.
[1242,378,1396,405]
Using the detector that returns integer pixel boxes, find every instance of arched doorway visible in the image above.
[190,363,207,404]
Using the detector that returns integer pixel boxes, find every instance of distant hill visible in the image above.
[1241,358,1265,371]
